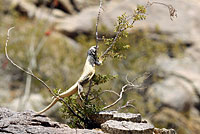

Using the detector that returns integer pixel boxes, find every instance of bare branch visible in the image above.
[102,72,149,111]
[5,27,56,97]
[126,74,132,84]
[116,99,136,111]
[102,83,133,110]
[146,1,177,20]
[131,72,151,83]
[100,90,120,97]
[95,0,103,50]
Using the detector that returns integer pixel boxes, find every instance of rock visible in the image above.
[55,0,139,35]
[151,108,200,134]
[113,112,142,122]
[148,75,197,112]
[0,107,104,134]
[52,9,68,18]
[90,111,117,126]
[154,55,200,112]
[90,111,141,127]
[73,0,100,11]
[55,0,200,44]
[154,128,176,134]
[11,0,200,46]
[10,0,63,22]
[55,7,98,36]
[0,108,175,134]
[58,0,77,14]
[101,120,154,134]
[50,32,82,51]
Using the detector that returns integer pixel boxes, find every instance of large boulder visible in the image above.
[153,53,200,112]
[10,0,200,44]
[55,0,200,43]
[148,75,197,112]
[151,108,200,134]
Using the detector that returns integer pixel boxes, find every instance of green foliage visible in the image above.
[92,74,117,85]
[58,73,118,128]
[59,87,104,128]
[102,5,147,59]
[58,5,154,128]
[134,5,147,21]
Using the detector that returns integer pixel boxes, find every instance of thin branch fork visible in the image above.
[102,82,135,110]
[101,72,150,111]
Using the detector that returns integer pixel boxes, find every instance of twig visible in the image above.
[100,90,120,97]
[146,1,177,21]
[126,74,132,84]
[102,83,133,110]
[86,0,103,101]
[131,72,151,83]
[116,99,136,111]
[102,72,149,110]
[5,27,56,97]
[95,0,103,50]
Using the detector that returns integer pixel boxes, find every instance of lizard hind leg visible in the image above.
[77,83,84,101]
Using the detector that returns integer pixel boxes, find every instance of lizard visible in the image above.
[36,46,101,115]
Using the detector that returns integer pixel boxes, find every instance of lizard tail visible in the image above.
[36,83,78,115]
[36,97,59,115]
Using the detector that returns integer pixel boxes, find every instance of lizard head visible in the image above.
[88,46,98,57]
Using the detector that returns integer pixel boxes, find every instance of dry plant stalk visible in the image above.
[5,27,83,120]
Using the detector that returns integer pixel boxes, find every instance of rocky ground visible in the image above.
[0,0,200,134]
[0,108,176,134]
